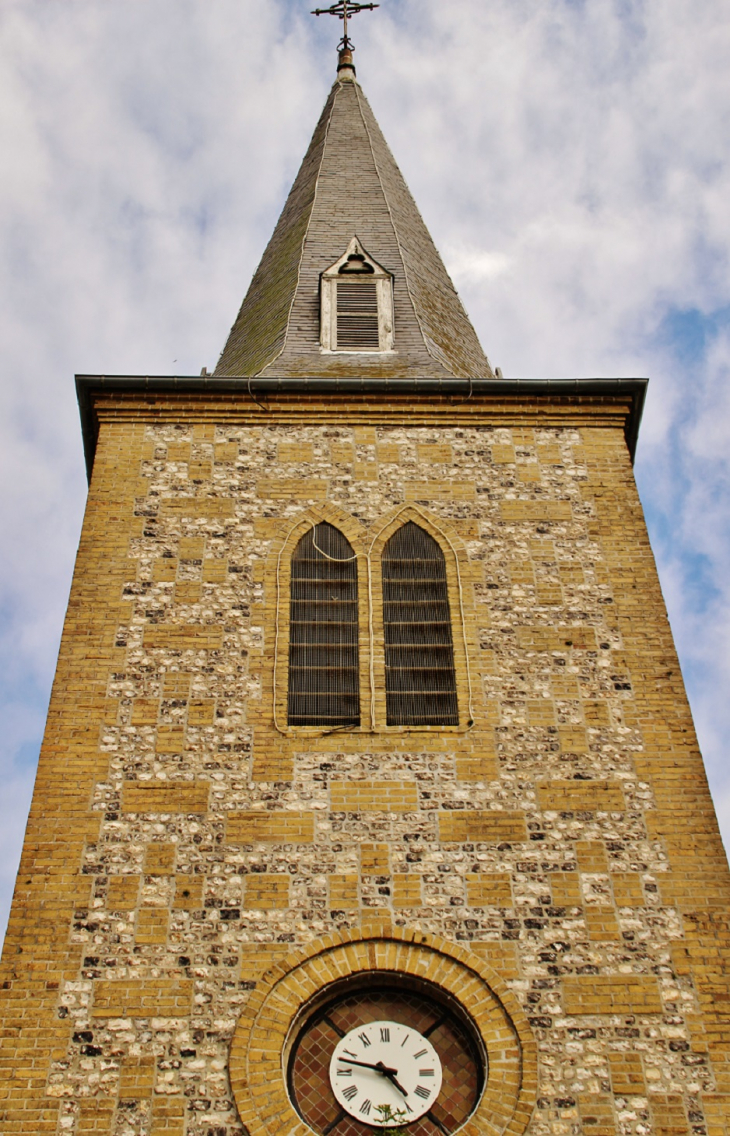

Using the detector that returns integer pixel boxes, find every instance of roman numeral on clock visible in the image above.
[414,1049,427,1059]
[342,1085,358,1101]
[337,1068,352,1077]
[380,1027,390,1042]
[359,1100,372,1116]
[358,1032,371,1047]
[415,1086,431,1100]
[419,1069,435,1076]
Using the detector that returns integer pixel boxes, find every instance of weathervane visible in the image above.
[311,1,379,54]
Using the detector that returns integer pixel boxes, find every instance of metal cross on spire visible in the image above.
[311,1,379,54]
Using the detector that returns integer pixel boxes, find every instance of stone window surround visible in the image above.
[270,503,475,737]
[320,237,395,354]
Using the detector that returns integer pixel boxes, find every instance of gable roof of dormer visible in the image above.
[324,237,390,280]
[215,68,494,380]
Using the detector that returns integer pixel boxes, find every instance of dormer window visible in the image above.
[320,238,394,353]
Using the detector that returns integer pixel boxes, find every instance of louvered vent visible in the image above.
[288,523,360,727]
[383,522,459,726]
[336,281,379,349]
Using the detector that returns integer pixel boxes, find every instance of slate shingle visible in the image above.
[215,72,493,379]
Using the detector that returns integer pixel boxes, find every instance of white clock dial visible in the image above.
[329,1019,443,1126]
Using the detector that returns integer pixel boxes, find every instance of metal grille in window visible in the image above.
[337,281,379,349]
[383,522,459,726]
[288,523,360,727]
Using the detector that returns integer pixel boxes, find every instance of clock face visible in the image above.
[330,1020,443,1125]
[287,982,485,1136]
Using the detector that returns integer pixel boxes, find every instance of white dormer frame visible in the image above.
[320,237,394,353]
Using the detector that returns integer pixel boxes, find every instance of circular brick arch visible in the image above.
[229,929,537,1136]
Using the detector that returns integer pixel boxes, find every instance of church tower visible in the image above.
[2,22,730,1136]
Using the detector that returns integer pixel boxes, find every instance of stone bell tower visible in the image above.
[2,30,730,1136]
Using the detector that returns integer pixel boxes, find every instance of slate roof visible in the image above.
[215,68,494,379]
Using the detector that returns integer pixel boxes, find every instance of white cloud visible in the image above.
[1,0,729,946]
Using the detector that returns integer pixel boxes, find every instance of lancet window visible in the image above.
[382,522,459,726]
[287,523,360,727]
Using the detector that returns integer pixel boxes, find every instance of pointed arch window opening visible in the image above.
[320,237,394,353]
[382,522,459,727]
[287,523,361,727]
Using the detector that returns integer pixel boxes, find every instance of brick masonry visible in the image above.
[1,392,729,1136]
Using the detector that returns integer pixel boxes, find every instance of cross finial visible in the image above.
[311,1,379,67]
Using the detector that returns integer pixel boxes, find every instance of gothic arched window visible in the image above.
[382,522,459,727]
[288,523,360,728]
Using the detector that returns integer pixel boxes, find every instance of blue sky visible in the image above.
[1,0,729,944]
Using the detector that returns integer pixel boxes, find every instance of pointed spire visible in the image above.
[215,65,493,379]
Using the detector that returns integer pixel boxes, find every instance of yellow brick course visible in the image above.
[144,843,176,875]
[563,975,663,1015]
[77,1101,116,1135]
[537,780,625,813]
[360,844,390,873]
[611,871,645,907]
[202,558,228,583]
[584,906,621,941]
[417,443,453,463]
[162,672,192,697]
[178,538,205,559]
[648,1095,689,1136]
[226,811,314,843]
[159,497,234,518]
[122,781,209,814]
[245,873,289,910]
[330,781,418,813]
[155,727,185,754]
[576,840,609,873]
[143,625,223,651]
[392,873,422,907]
[92,980,193,1018]
[578,1095,616,1136]
[150,1097,186,1136]
[550,871,582,907]
[136,908,169,945]
[119,1055,156,1098]
[173,874,204,908]
[466,873,513,907]
[608,1052,645,1096]
[257,477,327,500]
[405,481,475,501]
[329,874,358,908]
[439,810,527,843]
[132,699,159,725]
[703,1095,730,1136]
[214,442,238,462]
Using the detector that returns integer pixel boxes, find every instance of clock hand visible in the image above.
[381,1069,409,1098]
[337,1057,399,1076]
[336,1057,409,1097]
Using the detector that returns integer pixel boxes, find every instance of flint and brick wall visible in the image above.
[1,392,729,1136]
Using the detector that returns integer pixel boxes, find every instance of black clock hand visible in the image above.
[337,1057,399,1076]
[337,1057,410,1097]
[381,1068,409,1098]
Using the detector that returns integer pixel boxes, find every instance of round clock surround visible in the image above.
[228,930,537,1136]
[287,976,485,1135]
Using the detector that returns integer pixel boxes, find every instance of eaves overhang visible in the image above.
[76,374,648,482]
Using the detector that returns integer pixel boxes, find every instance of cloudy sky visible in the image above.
[1,0,728,944]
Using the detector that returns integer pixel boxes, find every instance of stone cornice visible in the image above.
[76,374,648,481]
